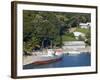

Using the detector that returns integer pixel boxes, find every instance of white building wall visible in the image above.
[62,45,85,49]
[62,41,86,49]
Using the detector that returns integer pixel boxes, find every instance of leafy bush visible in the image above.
[62,33,76,41]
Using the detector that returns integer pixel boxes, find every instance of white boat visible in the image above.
[32,49,63,65]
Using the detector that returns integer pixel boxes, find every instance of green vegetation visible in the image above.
[23,10,91,53]
[85,30,91,45]
[75,27,89,34]
[75,27,91,45]
[62,33,76,41]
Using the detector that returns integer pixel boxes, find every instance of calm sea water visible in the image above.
[23,53,91,69]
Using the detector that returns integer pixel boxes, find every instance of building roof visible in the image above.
[79,22,91,26]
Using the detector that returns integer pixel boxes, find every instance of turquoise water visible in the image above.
[23,53,91,69]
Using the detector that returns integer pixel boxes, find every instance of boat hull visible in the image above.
[33,55,63,65]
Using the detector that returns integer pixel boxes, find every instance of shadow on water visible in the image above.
[23,53,91,69]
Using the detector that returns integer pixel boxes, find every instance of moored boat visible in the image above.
[33,49,63,65]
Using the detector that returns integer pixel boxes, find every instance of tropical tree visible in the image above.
[23,10,91,53]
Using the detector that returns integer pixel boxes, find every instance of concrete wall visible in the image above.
[62,45,85,49]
